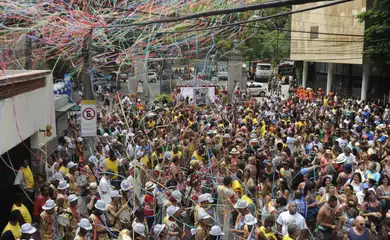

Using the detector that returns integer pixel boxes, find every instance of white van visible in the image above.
[255,63,272,81]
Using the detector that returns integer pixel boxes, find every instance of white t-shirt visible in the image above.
[276,211,308,236]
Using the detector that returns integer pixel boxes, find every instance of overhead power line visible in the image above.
[96,0,353,29]
[106,0,364,39]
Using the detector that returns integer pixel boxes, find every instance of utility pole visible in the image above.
[82,29,95,161]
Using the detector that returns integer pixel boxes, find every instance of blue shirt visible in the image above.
[293,199,307,218]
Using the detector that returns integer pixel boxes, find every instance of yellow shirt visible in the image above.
[259,226,277,240]
[140,156,149,167]
[1,222,21,239]
[12,204,32,223]
[106,158,119,180]
[59,165,69,175]
[192,152,202,161]
[171,151,182,161]
[283,234,295,240]
[252,118,258,125]
[232,180,244,196]
[324,98,328,107]
[260,125,266,137]
[147,121,156,128]
[21,166,34,189]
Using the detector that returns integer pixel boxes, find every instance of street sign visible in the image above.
[81,100,97,137]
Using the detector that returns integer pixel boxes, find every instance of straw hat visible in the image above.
[244,214,258,225]
[68,194,79,203]
[121,180,133,191]
[166,205,180,217]
[42,199,56,210]
[57,180,70,190]
[133,223,145,237]
[66,161,77,169]
[53,172,64,181]
[209,225,224,236]
[230,148,239,155]
[94,200,108,212]
[110,190,122,198]
[198,210,211,220]
[20,223,37,234]
[78,218,93,231]
[145,181,156,190]
[198,193,213,203]
[234,199,248,209]
[153,224,166,236]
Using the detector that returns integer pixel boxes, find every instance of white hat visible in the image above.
[198,209,211,220]
[145,181,156,190]
[153,224,166,236]
[78,218,93,231]
[121,180,133,191]
[234,199,248,209]
[118,121,124,125]
[198,193,213,203]
[335,155,346,164]
[136,151,144,158]
[209,225,224,236]
[103,133,109,137]
[53,172,64,181]
[244,214,257,225]
[230,148,239,155]
[42,199,56,210]
[167,205,180,217]
[133,222,145,237]
[110,190,122,198]
[57,180,70,190]
[89,182,97,189]
[164,152,172,161]
[88,156,98,165]
[68,194,79,203]
[190,227,200,235]
[171,190,182,202]
[66,161,77,169]
[20,223,37,234]
[94,200,108,212]
[77,137,83,142]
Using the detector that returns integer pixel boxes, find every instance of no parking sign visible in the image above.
[81,100,97,137]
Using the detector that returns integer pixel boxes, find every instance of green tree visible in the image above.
[358,0,390,66]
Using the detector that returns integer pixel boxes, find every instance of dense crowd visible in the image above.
[3,85,390,240]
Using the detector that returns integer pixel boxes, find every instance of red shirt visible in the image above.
[144,194,154,216]
[33,194,50,216]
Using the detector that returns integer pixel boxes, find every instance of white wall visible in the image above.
[0,71,57,155]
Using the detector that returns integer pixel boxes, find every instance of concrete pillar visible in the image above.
[134,58,148,100]
[241,69,248,90]
[228,40,242,100]
[302,61,308,87]
[326,63,334,95]
[361,62,370,100]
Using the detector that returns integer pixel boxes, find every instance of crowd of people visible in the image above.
[3,85,390,240]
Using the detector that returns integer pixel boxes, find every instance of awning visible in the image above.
[56,103,76,112]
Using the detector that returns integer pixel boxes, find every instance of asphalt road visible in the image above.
[118,80,290,100]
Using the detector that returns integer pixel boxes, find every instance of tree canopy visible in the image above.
[358,0,390,66]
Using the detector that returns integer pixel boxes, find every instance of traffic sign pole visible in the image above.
[81,28,95,162]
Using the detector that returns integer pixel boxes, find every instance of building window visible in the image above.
[310,26,319,39]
